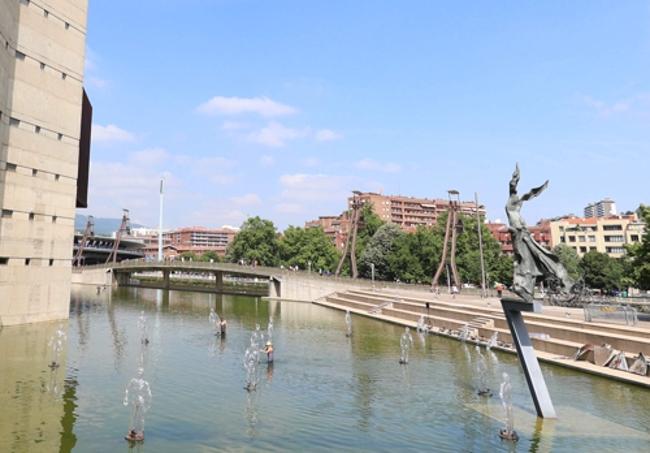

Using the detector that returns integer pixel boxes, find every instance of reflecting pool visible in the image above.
[1,286,649,451]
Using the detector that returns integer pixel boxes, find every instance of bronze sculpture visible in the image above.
[506,164,576,303]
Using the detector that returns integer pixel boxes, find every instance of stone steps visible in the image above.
[344,289,650,355]
[324,290,648,362]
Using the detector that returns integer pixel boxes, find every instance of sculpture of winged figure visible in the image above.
[506,164,579,303]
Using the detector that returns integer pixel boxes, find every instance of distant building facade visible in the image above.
[352,192,485,232]
[486,221,552,256]
[306,191,486,249]
[548,214,644,258]
[0,0,90,325]
[584,198,617,218]
[136,226,239,260]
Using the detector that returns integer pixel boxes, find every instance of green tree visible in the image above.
[359,223,404,280]
[200,250,222,263]
[279,226,339,271]
[580,250,624,291]
[628,206,650,290]
[552,244,581,281]
[226,216,280,266]
[388,225,442,284]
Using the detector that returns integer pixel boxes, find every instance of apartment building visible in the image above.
[549,215,645,258]
[352,192,485,232]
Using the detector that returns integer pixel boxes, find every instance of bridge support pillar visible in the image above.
[214,272,224,292]
[269,277,282,298]
[113,271,130,287]
[163,270,170,290]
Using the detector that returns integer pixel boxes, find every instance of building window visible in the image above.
[603,224,623,231]
[15,50,25,60]
[29,212,35,221]
[1,209,12,218]
[560,236,566,243]
[52,216,57,223]
[580,246,587,253]
[57,133,63,140]
[65,22,70,30]
[604,235,624,243]
[588,235,596,242]
[0,257,8,265]
[32,169,38,176]
[590,247,597,252]
[631,235,640,242]
[55,174,60,181]
[6,162,17,171]
[35,125,41,133]
[25,258,31,265]
[569,235,576,242]
[61,73,67,80]
[49,259,54,266]
[9,117,20,126]
[579,236,586,242]
[40,62,45,70]
[43,10,49,17]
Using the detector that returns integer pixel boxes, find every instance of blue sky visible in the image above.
[83,0,650,229]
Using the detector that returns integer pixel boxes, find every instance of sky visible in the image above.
[82,0,650,230]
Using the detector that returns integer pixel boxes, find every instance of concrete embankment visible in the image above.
[316,289,650,389]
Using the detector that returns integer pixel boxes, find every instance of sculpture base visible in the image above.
[125,430,144,442]
[498,429,519,442]
[501,297,557,419]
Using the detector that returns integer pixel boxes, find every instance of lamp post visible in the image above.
[371,263,375,290]
[158,178,164,262]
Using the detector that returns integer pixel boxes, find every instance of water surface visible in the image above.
[1,287,649,452]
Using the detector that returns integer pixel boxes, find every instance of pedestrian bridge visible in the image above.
[74,260,385,301]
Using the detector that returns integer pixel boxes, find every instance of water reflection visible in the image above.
[0,321,70,452]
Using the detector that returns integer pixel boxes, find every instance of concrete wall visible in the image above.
[277,273,373,301]
[70,267,112,287]
[0,0,88,326]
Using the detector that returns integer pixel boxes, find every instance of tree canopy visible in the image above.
[552,244,581,281]
[226,216,280,266]
[359,223,404,280]
[279,226,339,271]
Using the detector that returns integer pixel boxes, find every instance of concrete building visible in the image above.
[1,0,90,326]
[352,192,485,232]
[584,198,617,218]
[486,221,552,255]
[548,214,644,258]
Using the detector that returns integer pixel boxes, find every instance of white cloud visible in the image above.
[197,96,298,117]
[582,93,650,117]
[231,193,262,206]
[315,129,343,142]
[275,202,303,214]
[129,148,170,166]
[583,96,630,117]
[87,76,108,89]
[222,121,250,131]
[259,155,275,167]
[355,158,401,173]
[303,157,320,167]
[92,124,135,143]
[279,173,349,202]
[248,122,306,147]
